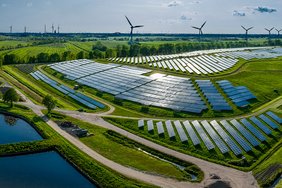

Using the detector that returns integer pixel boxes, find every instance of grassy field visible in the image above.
[49,111,200,181]
[0,102,155,188]
[215,57,282,109]
[0,40,31,49]
[0,42,88,62]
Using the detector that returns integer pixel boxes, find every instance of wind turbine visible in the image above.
[192,21,207,36]
[9,25,12,33]
[51,24,54,33]
[275,28,282,36]
[125,16,144,45]
[265,27,274,36]
[241,26,253,41]
[57,25,60,34]
[24,26,27,33]
[44,24,47,33]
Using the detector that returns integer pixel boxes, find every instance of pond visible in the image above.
[0,113,43,144]
[0,151,96,188]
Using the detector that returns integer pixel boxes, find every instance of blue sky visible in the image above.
[0,0,281,34]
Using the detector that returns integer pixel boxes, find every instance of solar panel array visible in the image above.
[30,71,105,109]
[137,111,281,156]
[108,47,282,75]
[196,80,232,111]
[217,47,282,60]
[50,60,207,113]
[217,80,256,107]
[116,75,207,113]
[110,54,237,75]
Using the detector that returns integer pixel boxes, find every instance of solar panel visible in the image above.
[240,119,266,142]
[147,120,154,132]
[156,122,165,136]
[266,111,282,124]
[230,119,260,147]
[220,120,252,152]
[174,121,188,142]
[210,120,242,155]
[191,120,215,150]
[165,120,176,139]
[138,119,144,129]
[249,117,272,135]
[201,120,229,154]
[183,120,200,146]
[259,114,279,129]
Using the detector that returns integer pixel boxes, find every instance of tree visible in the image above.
[49,53,61,62]
[42,95,56,114]
[76,51,85,59]
[3,54,18,65]
[3,88,19,107]
[105,49,115,58]
[37,53,49,63]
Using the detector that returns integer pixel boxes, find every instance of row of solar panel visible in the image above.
[217,80,256,107]
[30,71,105,109]
[110,54,237,75]
[137,111,281,155]
[196,80,232,111]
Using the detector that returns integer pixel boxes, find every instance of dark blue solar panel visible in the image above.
[259,114,279,129]
[266,111,282,124]
[250,117,272,135]
[240,119,266,142]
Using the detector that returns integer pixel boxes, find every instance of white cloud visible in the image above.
[233,10,246,17]
[167,1,182,7]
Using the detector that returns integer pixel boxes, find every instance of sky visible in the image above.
[0,0,281,34]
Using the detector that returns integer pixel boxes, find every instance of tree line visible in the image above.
[0,39,281,65]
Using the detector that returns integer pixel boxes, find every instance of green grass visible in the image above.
[216,58,282,109]
[0,42,86,61]
[0,102,155,188]
[0,40,31,49]
[49,113,195,180]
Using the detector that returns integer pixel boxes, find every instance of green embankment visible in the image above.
[48,111,202,181]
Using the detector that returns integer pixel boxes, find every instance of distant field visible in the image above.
[0,40,31,49]
[0,43,86,61]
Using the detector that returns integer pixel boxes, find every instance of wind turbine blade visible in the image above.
[125,16,133,27]
[133,25,144,28]
[247,27,253,31]
[270,27,274,31]
[241,26,247,30]
[201,21,207,29]
[192,26,200,30]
